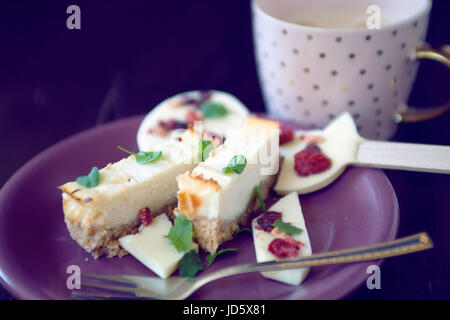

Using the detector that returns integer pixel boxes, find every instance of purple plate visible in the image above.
[0,116,399,300]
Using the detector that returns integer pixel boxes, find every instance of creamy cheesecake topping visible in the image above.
[60,128,204,235]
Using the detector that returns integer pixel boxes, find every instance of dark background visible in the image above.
[0,0,449,299]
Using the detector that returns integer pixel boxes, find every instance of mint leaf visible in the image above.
[200,101,228,118]
[135,151,162,164]
[272,220,303,235]
[165,215,193,252]
[198,139,213,162]
[222,155,247,174]
[117,146,162,165]
[255,181,266,212]
[76,167,100,188]
[206,248,237,267]
[179,250,204,278]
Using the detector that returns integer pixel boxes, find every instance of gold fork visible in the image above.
[73,232,432,300]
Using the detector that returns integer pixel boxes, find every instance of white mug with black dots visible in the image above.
[252,0,449,140]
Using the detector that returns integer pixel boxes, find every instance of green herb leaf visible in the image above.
[179,250,204,278]
[76,167,100,188]
[222,155,247,174]
[200,101,228,118]
[198,139,213,162]
[165,215,193,252]
[272,219,303,235]
[117,146,162,165]
[135,151,162,164]
[255,181,266,212]
[206,248,237,267]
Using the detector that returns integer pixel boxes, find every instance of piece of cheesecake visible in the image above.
[175,117,280,253]
[59,128,205,259]
[119,214,198,278]
[251,192,312,286]
[137,90,250,152]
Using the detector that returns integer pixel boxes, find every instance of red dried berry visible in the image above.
[257,211,282,233]
[279,123,294,145]
[139,208,152,226]
[268,237,300,259]
[185,109,203,123]
[304,143,322,154]
[294,148,332,177]
[158,119,188,131]
[181,91,212,108]
[199,90,212,102]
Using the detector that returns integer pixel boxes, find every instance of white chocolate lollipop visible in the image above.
[137,90,249,151]
[276,112,450,195]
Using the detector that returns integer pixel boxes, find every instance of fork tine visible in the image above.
[81,280,164,299]
[81,281,141,296]
[82,273,138,287]
[82,273,184,296]
[72,290,150,300]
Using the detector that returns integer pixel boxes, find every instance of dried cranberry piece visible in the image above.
[185,109,203,123]
[302,134,325,145]
[304,143,321,154]
[279,123,294,145]
[182,97,199,106]
[158,119,188,131]
[268,237,300,259]
[294,148,332,177]
[139,208,152,226]
[148,126,169,137]
[251,207,265,221]
[199,90,212,102]
[181,90,212,108]
[257,211,282,233]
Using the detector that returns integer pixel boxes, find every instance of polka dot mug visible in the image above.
[252,0,449,140]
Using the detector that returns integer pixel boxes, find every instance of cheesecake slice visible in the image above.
[175,117,280,253]
[59,128,205,259]
[252,192,312,286]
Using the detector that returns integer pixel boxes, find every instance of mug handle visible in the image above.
[394,44,450,123]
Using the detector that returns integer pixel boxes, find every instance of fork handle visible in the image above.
[204,232,432,281]
[356,141,450,174]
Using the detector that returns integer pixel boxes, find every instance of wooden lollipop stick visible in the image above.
[356,141,450,174]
